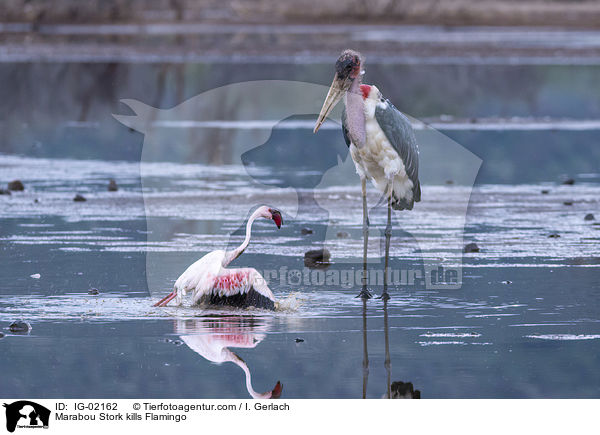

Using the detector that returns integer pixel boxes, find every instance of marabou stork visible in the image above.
[153,205,283,309]
[314,49,420,300]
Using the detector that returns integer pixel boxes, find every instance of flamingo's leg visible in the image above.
[153,291,177,307]
[357,177,372,299]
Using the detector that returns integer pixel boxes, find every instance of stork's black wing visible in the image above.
[341,108,351,148]
[375,99,421,208]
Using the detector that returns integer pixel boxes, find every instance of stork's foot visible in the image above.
[356,288,373,299]
[378,292,391,301]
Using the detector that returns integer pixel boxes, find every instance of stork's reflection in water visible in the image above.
[174,316,282,399]
[361,299,421,399]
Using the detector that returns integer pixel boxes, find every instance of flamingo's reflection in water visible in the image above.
[174,316,282,399]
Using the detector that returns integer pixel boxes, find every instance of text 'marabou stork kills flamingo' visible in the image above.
[154,205,283,309]
[314,49,421,300]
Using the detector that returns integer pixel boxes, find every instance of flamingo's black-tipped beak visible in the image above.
[271,381,283,399]
[269,209,283,229]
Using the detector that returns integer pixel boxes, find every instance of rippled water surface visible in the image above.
[1,152,599,398]
[2,50,600,398]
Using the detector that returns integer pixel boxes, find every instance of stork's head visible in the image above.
[335,49,363,82]
[314,49,363,133]
[256,205,283,229]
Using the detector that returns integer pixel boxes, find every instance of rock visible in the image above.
[88,288,99,295]
[563,201,573,206]
[548,233,560,238]
[445,180,454,185]
[390,381,421,399]
[9,321,31,333]
[541,189,550,194]
[34,198,39,203]
[562,178,575,185]
[336,231,349,238]
[73,194,86,202]
[0,189,11,195]
[30,273,41,279]
[584,213,595,221]
[301,227,313,235]
[7,180,24,191]
[295,338,304,343]
[0,332,4,338]
[304,248,331,269]
[108,179,118,192]
[464,242,479,253]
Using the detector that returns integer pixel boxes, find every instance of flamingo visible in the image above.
[176,318,282,399]
[153,205,283,309]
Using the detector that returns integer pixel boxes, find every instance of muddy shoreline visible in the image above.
[3,23,600,63]
[4,1,600,29]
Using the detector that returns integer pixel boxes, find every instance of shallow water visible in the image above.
[1,49,600,398]
[1,154,599,398]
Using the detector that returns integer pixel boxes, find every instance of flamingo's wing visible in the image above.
[174,250,225,303]
[205,268,276,310]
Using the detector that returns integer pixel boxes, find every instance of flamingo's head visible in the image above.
[261,381,283,399]
[269,209,283,229]
[270,380,283,398]
[256,205,283,229]
[252,380,283,399]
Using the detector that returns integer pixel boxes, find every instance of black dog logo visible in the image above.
[3,401,50,432]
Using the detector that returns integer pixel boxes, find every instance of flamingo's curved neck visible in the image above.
[226,350,270,399]
[344,73,366,148]
[224,208,261,266]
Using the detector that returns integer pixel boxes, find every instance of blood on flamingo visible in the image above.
[360,84,371,99]
[214,270,251,292]
[214,335,255,345]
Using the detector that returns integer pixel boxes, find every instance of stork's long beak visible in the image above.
[314,75,348,133]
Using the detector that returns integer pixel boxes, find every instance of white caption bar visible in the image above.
[1,399,597,435]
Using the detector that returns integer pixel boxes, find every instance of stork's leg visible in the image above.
[383,298,391,398]
[361,298,369,398]
[356,177,372,299]
[379,184,392,301]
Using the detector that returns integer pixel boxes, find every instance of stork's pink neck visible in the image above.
[344,79,367,148]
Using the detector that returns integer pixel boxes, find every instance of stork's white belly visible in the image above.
[350,97,414,202]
